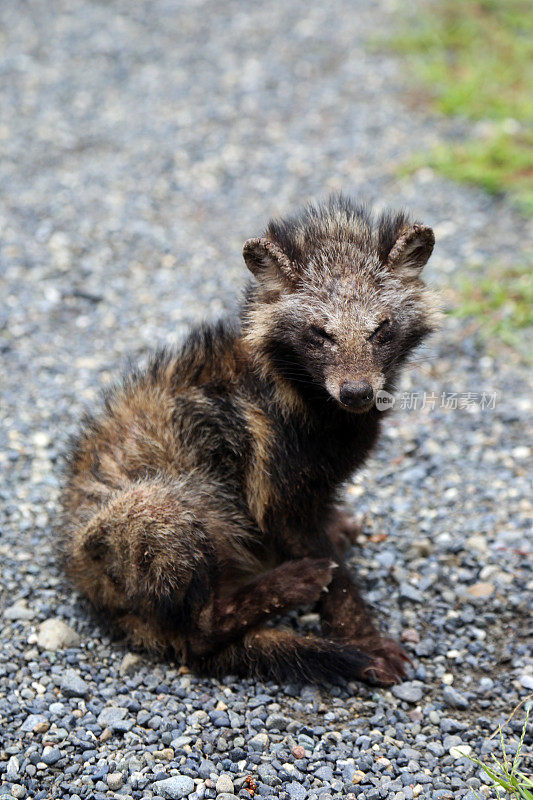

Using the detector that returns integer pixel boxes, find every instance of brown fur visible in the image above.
[60,195,439,685]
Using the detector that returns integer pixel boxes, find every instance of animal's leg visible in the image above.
[319,565,410,685]
[188,625,380,686]
[273,523,409,685]
[196,557,336,647]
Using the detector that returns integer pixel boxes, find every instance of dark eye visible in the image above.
[368,319,393,342]
[309,325,335,344]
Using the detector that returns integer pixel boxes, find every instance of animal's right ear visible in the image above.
[386,224,435,279]
[242,238,296,289]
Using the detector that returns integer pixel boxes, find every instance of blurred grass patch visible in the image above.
[391,0,533,214]
[449,262,533,354]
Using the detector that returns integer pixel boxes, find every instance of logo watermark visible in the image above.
[376,390,498,412]
[375,390,396,411]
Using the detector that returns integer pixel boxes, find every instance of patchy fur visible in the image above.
[60,195,439,686]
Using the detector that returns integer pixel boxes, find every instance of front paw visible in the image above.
[277,557,337,607]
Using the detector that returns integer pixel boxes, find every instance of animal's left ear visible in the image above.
[386,224,435,279]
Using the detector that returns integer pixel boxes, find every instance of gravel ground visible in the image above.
[0,1,532,798]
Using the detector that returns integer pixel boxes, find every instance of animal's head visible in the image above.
[243,195,440,413]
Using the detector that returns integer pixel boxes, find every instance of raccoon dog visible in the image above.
[61,195,439,686]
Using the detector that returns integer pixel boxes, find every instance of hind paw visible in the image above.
[360,637,411,686]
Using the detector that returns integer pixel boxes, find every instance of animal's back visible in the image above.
[60,320,263,652]
[63,320,246,515]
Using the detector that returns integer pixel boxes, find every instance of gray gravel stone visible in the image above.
[399,583,424,603]
[97,706,131,731]
[6,756,19,778]
[286,782,308,800]
[198,760,216,780]
[154,776,196,798]
[314,766,334,782]
[265,713,290,730]
[60,669,90,698]
[391,682,424,703]
[20,714,48,733]
[427,742,445,757]
[442,686,469,710]
[258,763,280,786]
[249,733,269,752]
[520,674,533,690]
[4,601,35,621]
[41,747,62,766]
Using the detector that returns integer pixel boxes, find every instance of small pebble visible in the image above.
[41,747,61,766]
[285,781,307,800]
[36,619,80,650]
[60,669,90,698]
[449,744,472,759]
[154,775,196,798]
[392,682,424,704]
[4,601,35,621]
[401,628,420,643]
[249,733,269,752]
[107,772,123,790]
[215,774,234,794]
[119,652,143,675]
[7,755,19,778]
[467,582,494,599]
[442,685,469,710]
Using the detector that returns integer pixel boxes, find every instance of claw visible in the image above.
[361,658,398,687]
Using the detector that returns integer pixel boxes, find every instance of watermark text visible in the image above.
[375,390,498,412]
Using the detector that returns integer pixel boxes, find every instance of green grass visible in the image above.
[450,262,533,351]
[405,132,533,215]
[458,703,533,799]
[391,0,533,213]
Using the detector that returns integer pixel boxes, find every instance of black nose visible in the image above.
[339,380,374,409]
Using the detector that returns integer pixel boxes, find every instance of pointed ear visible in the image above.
[386,224,435,279]
[242,237,296,289]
